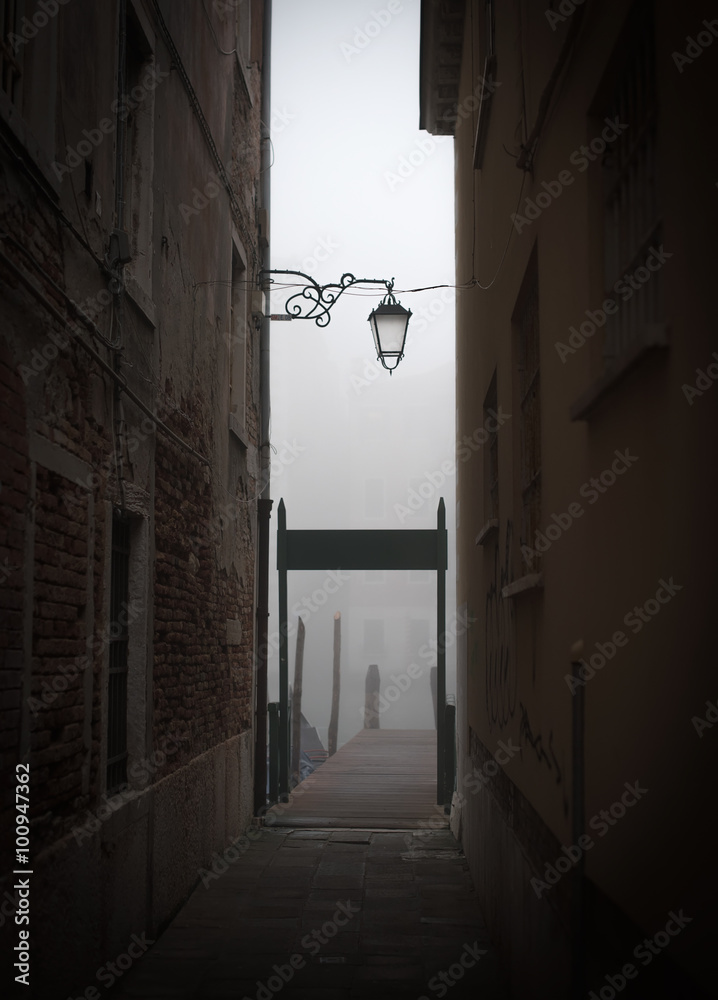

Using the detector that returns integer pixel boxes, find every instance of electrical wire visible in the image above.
[149,0,259,273]
[516,0,528,150]
[57,47,96,262]
[469,169,528,292]
[201,0,237,55]
[516,2,588,171]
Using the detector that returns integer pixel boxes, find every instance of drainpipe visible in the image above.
[254,0,273,815]
[570,644,586,998]
[115,0,127,232]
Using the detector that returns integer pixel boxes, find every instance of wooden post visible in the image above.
[290,617,306,781]
[429,666,438,728]
[364,663,380,729]
[328,612,341,756]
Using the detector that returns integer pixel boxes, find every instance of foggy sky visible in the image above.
[268,0,457,751]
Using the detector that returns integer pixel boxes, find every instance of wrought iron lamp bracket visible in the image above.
[261,269,395,327]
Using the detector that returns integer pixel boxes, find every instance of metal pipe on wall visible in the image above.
[254,0,273,816]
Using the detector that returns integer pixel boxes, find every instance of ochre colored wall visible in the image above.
[450,0,717,990]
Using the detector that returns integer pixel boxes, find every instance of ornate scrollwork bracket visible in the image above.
[260,269,395,327]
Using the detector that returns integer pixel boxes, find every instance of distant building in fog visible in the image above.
[421,0,716,995]
[270,358,457,747]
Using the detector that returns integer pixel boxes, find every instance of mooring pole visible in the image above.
[328,612,341,755]
[364,663,380,729]
[290,617,306,782]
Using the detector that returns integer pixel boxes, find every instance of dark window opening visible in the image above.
[484,370,499,521]
[602,3,660,362]
[107,510,130,793]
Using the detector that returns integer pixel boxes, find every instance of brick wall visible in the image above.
[0,340,29,872]
[29,467,89,850]
[153,406,255,780]
[0,2,264,993]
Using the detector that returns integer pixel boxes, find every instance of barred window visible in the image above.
[602,3,660,362]
[107,511,130,793]
[484,370,499,521]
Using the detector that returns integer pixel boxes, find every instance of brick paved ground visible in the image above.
[107,827,508,1000]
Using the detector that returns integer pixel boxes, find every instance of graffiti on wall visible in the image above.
[519,700,569,818]
[485,520,517,731]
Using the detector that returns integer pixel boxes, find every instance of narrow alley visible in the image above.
[1,1,715,997]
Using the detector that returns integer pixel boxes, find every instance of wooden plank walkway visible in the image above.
[266,728,447,829]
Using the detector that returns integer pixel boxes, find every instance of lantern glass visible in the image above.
[368,301,411,371]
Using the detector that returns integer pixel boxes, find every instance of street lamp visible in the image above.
[262,269,412,373]
[368,289,411,373]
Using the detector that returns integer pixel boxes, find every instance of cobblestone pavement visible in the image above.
[109,827,509,1000]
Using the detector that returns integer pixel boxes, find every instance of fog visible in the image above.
[267,0,456,751]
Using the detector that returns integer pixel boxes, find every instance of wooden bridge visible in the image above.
[265,729,447,829]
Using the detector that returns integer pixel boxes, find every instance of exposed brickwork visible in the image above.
[153,404,255,780]
[0,339,29,871]
[231,58,263,281]
[27,468,90,850]
[0,4,264,995]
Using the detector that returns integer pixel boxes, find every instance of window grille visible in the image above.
[107,511,130,793]
[484,371,499,520]
[602,5,660,362]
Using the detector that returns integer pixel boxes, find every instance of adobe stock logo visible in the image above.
[530,781,647,898]
[340,2,406,62]
[545,0,585,32]
[385,134,444,191]
[7,0,71,53]
[511,118,627,233]
[588,910,692,1000]
[672,18,718,73]
[682,351,718,406]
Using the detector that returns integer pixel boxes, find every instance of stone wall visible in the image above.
[0,1,266,995]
